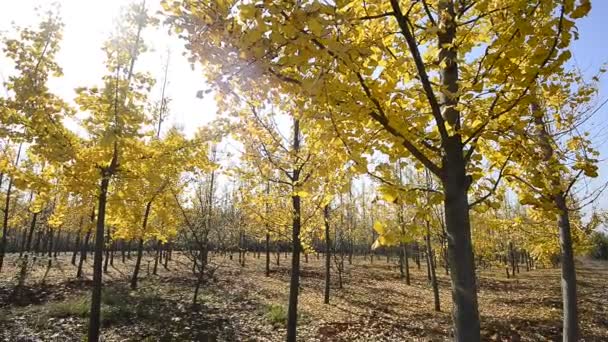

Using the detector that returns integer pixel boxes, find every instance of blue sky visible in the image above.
[570,1,608,212]
[572,1,608,78]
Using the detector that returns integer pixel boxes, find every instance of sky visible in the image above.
[568,1,608,212]
[1,0,608,210]
[0,0,217,138]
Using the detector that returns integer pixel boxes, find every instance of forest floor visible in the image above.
[0,251,607,341]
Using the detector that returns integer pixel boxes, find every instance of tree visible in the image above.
[172,131,216,305]
[0,9,74,273]
[225,93,348,340]
[497,69,602,341]
[73,3,153,339]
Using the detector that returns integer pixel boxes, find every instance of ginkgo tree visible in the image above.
[111,128,194,290]
[491,68,603,340]
[0,8,75,273]
[220,88,350,339]
[71,2,157,339]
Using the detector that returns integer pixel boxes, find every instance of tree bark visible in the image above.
[153,239,161,275]
[426,224,440,312]
[286,119,302,342]
[152,240,162,275]
[415,243,421,269]
[265,232,270,277]
[25,212,39,255]
[556,194,578,341]
[77,227,92,278]
[42,228,54,282]
[323,205,331,304]
[131,238,145,289]
[509,241,516,277]
[400,242,410,285]
[103,228,112,273]
[71,222,83,266]
[131,201,152,289]
[442,137,480,341]
[53,229,61,258]
[164,242,170,269]
[88,176,109,342]
[192,241,208,305]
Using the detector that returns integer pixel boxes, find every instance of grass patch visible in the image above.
[264,303,288,328]
[40,286,164,327]
[46,296,89,318]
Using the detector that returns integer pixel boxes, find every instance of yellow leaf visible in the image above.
[295,190,309,198]
[307,18,323,36]
[373,221,385,235]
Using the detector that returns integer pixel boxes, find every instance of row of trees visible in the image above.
[0,4,219,341]
[162,0,603,341]
[1,1,605,341]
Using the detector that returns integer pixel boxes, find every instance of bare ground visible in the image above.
[0,251,607,341]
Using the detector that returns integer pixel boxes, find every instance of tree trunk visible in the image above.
[131,201,152,290]
[71,222,83,266]
[348,241,353,265]
[158,242,163,265]
[18,228,27,258]
[87,176,109,342]
[509,241,516,277]
[192,240,208,305]
[0,144,22,273]
[42,228,54,282]
[415,243,421,269]
[240,234,246,267]
[323,205,331,305]
[0,174,15,273]
[25,212,39,254]
[442,137,480,341]
[34,228,43,258]
[337,254,343,289]
[131,238,145,289]
[531,99,580,341]
[53,229,61,258]
[556,194,578,341]
[164,242,170,269]
[121,240,126,263]
[192,263,205,305]
[153,239,161,275]
[443,241,450,275]
[286,119,302,342]
[400,242,410,285]
[20,193,36,257]
[77,227,92,278]
[426,249,432,282]
[265,232,270,277]
[110,242,114,266]
[426,224,440,312]
[103,228,111,273]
